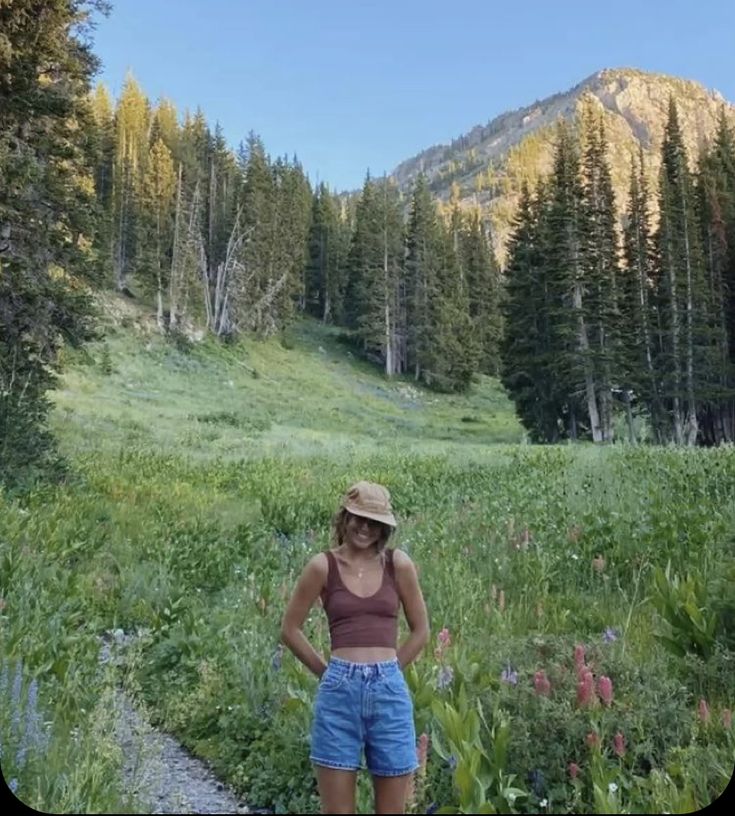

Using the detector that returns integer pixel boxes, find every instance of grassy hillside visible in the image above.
[51,293,524,460]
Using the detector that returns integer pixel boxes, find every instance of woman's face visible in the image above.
[344,511,383,551]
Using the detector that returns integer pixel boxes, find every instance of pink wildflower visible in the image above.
[698,698,711,724]
[534,670,551,697]
[417,732,430,775]
[568,762,580,779]
[586,731,600,749]
[592,555,606,573]
[434,628,451,662]
[576,669,596,708]
[613,732,626,757]
[598,675,614,706]
[723,709,732,730]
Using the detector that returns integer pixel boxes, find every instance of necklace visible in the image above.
[354,552,381,580]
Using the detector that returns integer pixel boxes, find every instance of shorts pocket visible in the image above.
[318,667,348,692]
[381,670,409,697]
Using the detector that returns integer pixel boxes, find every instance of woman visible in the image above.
[280,480,430,814]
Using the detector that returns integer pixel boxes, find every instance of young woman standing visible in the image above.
[281,481,430,814]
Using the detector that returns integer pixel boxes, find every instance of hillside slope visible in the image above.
[391,68,735,262]
[51,293,523,460]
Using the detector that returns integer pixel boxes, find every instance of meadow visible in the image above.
[1,297,734,813]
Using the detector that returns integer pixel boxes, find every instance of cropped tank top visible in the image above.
[320,549,400,650]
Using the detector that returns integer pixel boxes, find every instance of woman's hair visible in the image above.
[331,508,394,552]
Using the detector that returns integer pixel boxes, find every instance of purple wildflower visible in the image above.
[436,665,454,690]
[9,778,18,795]
[271,644,284,672]
[501,665,518,686]
[447,754,458,770]
[603,628,619,643]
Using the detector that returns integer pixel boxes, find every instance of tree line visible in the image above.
[502,97,735,446]
[88,75,504,392]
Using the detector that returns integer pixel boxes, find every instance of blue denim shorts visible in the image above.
[309,657,419,777]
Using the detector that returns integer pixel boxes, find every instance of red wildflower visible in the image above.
[613,732,626,757]
[534,670,551,697]
[598,675,614,706]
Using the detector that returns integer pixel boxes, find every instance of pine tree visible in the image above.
[405,173,441,381]
[620,148,665,441]
[111,73,150,291]
[0,0,104,483]
[695,111,735,442]
[655,98,711,445]
[578,103,622,441]
[139,137,176,330]
[545,120,604,441]
[459,208,503,375]
[502,182,566,440]
[89,82,115,278]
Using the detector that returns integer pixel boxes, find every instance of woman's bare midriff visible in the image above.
[331,646,397,663]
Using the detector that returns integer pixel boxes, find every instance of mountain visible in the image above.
[389,68,735,264]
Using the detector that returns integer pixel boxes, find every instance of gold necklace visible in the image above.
[355,553,381,580]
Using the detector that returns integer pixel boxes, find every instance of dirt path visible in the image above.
[100,631,253,815]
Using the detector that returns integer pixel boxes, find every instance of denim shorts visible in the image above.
[309,657,419,777]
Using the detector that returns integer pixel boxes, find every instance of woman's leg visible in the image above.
[315,766,357,815]
[372,773,412,815]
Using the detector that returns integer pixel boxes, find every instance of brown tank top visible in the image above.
[320,549,400,650]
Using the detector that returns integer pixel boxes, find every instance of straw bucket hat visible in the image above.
[342,481,397,528]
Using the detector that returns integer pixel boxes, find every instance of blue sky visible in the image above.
[92,0,735,192]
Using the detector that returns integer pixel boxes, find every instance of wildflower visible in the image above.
[490,584,498,602]
[270,644,284,671]
[568,762,580,779]
[603,627,618,643]
[417,732,430,775]
[613,732,626,757]
[501,665,518,686]
[434,628,451,662]
[426,804,438,815]
[598,676,614,706]
[586,731,600,749]
[8,779,18,795]
[571,553,580,561]
[11,662,23,737]
[0,598,6,612]
[592,555,606,573]
[436,665,454,690]
[568,524,582,542]
[528,768,545,797]
[608,782,618,794]
[539,799,548,808]
[498,590,506,612]
[574,644,586,673]
[577,670,597,708]
[447,754,457,770]
[698,698,711,724]
[722,709,732,729]
[534,670,551,697]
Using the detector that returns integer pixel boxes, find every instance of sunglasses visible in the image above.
[345,511,383,529]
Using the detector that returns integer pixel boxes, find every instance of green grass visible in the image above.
[50,294,523,461]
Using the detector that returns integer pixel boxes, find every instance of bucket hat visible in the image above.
[342,481,397,528]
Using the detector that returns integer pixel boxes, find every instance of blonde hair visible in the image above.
[330,507,394,553]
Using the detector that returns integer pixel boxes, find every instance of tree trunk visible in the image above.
[574,281,603,442]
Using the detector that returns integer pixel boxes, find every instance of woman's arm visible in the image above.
[394,549,430,669]
[280,553,329,678]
